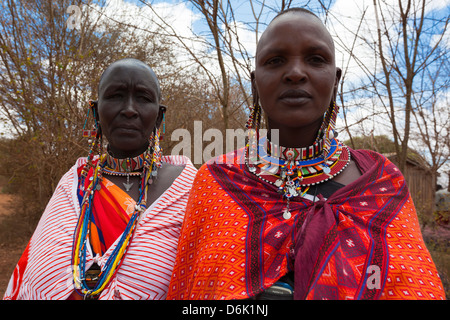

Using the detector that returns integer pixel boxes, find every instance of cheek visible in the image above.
[315,70,337,99]
[97,107,112,133]
[255,74,276,105]
[142,108,159,132]
[97,100,116,121]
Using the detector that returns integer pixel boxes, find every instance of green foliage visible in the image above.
[344,135,397,154]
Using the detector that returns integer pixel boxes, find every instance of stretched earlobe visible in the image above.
[154,105,167,140]
[250,71,258,102]
[333,67,342,101]
[247,71,262,131]
[155,105,166,128]
[89,100,99,122]
[82,100,103,173]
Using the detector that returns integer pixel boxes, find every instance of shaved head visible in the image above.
[98,58,161,101]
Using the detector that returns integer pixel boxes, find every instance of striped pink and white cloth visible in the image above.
[3,155,197,300]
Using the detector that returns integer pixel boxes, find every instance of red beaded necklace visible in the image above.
[245,131,350,219]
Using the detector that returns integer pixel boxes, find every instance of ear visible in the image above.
[333,67,342,101]
[155,104,166,129]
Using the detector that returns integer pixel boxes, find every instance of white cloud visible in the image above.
[152,2,201,39]
[325,0,450,84]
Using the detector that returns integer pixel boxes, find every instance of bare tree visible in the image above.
[0,0,179,227]
[371,0,448,172]
[326,0,448,176]
[138,0,257,130]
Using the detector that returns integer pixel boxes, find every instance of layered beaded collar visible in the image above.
[267,138,324,161]
[105,150,149,173]
[245,132,350,219]
[247,136,350,185]
[104,149,153,191]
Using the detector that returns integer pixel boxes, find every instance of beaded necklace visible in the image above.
[72,138,162,299]
[105,150,148,172]
[104,149,151,191]
[245,131,350,219]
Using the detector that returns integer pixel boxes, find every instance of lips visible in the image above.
[114,124,141,134]
[119,125,139,130]
[278,89,312,105]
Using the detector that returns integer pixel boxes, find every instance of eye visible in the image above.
[138,95,154,103]
[264,56,284,66]
[308,55,328,66]
[105,93,123,100]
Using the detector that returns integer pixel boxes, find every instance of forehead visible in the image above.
[256,13,334,59]
[99,61,160,93]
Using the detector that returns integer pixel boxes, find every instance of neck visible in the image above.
[268,119,322,148]
[107,143,149,159]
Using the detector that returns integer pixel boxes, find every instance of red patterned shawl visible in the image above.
[167,147,445,300]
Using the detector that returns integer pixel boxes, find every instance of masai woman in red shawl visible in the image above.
[167,9,445,300]
[4,59,197,300]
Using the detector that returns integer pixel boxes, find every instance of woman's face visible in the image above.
[253,13,341,135]
[97,61,161,158]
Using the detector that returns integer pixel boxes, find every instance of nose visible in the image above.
[121,96,139,118]
[284,59,307,83]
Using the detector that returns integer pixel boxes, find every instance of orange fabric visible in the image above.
[379,201,444,299]
[167,148,445,300]
[68,177,135,300]
[89,178,135,255]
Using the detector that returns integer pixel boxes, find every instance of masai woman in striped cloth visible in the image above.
[4,58,197,300]
[167,8,445,300]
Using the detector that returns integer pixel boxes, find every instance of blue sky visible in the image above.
[125,0,333,37]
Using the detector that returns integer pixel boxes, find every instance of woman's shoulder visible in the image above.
[159,155,198,186]
[333,146,388,186]
[333,159,361,186]
[348,147,397,172]
[162,155,194,167]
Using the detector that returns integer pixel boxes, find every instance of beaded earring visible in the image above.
[159,105,166,141]
[246,83,262,131]
[153,128,163,165]
[82,100,99,138]
[149,105,166,176]
[319,101,339,167]
[246,83,262,166]
[80,100,102,182]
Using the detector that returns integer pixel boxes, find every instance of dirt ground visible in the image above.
[0,192,27,298]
